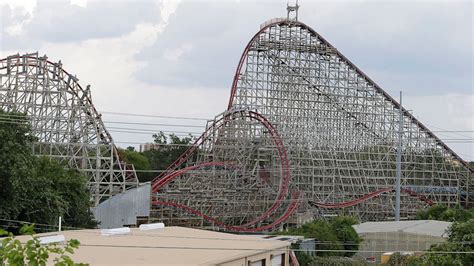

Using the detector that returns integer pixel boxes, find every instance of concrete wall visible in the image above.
[219,249,290,266]
[92,182,150,229]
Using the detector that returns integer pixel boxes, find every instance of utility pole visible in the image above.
[395,91,403,221]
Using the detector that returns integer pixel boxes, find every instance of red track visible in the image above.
[151,109,434,232]
[152,191,300,232]
[0,55,439,233]
[151,109,293,231]
[309,187,434,208]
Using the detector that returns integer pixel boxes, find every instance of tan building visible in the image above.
[352,220,451,263]
[139,143,161,152]
[16,226,293,265]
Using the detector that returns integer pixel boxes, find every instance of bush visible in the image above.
[0,225,88,265]
[329,216,362,257]
[416,204,473,222]
[279,216,362,257]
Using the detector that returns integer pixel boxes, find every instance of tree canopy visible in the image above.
[118,131,194,182]
[416,204,474,223]
[280,216,362,259]
[0,110,96,232]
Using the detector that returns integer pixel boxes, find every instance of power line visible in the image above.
[104,120,205,128]
[0,116,206,129]
[100,111,210,121]
[2,109,473,136]
[1,115,473,134]
[1,116,473,159]
[424,123,473,139]
[107,126,201,135]
[1,117,473,142]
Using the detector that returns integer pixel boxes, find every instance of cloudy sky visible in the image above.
[0,0,472,161]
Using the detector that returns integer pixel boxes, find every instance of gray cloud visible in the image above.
[2,0,471,95]
[134,0,472,95]
[134,1,285,89]
[301,1,473,95]
[1,0,161,50]
[0,0,472,159]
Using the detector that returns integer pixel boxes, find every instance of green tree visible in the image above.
[118,148,152,182]
[142,132,193,178]
[385,252,425,266]
[0,110,96,231]
[421,219,474,265]
[329,216,362,256]
[0,110,36,220]
[31,157,97,228]
[279,217,363,257]
[416,204,473,222]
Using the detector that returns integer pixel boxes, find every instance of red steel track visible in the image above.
[152,191,301,232]
[150,19,440,231]
[151,109,294,231]
[309,188,433,209]
[151,109,434,232]
[0,53,441,232]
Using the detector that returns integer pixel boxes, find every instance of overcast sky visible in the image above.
[0,0,472,161]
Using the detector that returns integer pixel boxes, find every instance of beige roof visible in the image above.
[14,226,290,265]
[352,220,452,237]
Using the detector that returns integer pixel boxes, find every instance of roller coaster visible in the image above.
[0,14,472,232]
[0,53,138,205]
[148,17,473,231]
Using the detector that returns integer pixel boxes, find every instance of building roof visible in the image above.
[15,226,291,265]
[352,220,452,238]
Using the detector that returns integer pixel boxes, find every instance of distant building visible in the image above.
[16,226,294,265]
[352,220,452,263]
[139,143,161,152]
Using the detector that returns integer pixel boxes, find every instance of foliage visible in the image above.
[293,248,314,266]
[280,216,362,258]
[422,219,474,265]
[308,255,370,266]
[32,158,98,228]
[0,110,97,231]
[329,216,362,256]
[145,132,193,172]
[118,131,194,182]
[389,219,474,265]
[416,204,474,222]
[385,252,425,266]
[282,220,342,257]
[118,148,153,182]
[0,225,88,265]
[384,211,474,265]
[0,110,36,221]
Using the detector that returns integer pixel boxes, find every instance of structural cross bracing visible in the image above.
[0,53,138,205]
[150,19,473,231]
